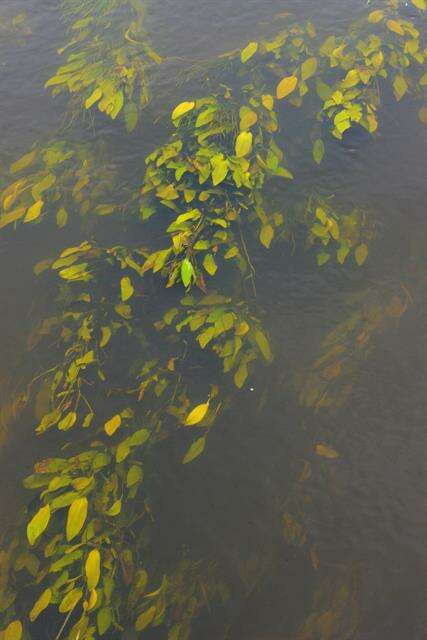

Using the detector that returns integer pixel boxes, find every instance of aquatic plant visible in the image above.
[0,1,426,639]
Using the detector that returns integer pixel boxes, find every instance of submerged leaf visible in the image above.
[315,443,340,459]
[355,243,368,266]
[183,437,206,464]
[312,138,325,164]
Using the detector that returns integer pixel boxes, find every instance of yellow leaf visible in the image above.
[120,276,134,302]
[260,224,274,248]
[387,19,404,35]
[27,504,50,546]
[0,206,26,230]
[235,131,253,157]
[411,0,426,9]
[393,74,408,101]
[58,411,77,431]
[301,57,317,81]
[241,41,258,63]
[85,87,103,109]
[276,75,298,99]
[66,497,88,541]
[24,200,43,223]
[104,414,122,436]
[185,403,209,426]
[262,94,274,111]
[315,443,340,459]
[10,150,37,174]
[56,206,68,228]
[239,105,258,131]
[4,621,22,640]
[368,10,384,23]
[171,101,195,121]
[355,243,368,266]
[30,588,52,622]
[85,549,101,590]
[59,588,82,613]
[203,253,217,276]
[100,326,112,348]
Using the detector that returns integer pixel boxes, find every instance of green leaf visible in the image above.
[27,504,50,546]
[59,587,82,613]
[312,139,325,165]
[276,75,298,99]
[56,206,68,228]
[185,403,209,426]
[10,150,37,174]
[85,549,101,590]
[393,74,408,101]
[198,327,215,349]
[120,276,134,302]
[182,437,206,464]
[66,497,88,541]
[104,414,122,436]
[235,131,253,157]
[181,259,195,287]
[135,606,156,631]
[211,159,229,186]
[203,253,217,276]
[301,57,318,81]
[241,41,258,63]
[317,252,330,266]
[239,106,258,131]
[355,243,369,266]
[260,224,274,249]
[337,244,350,264]
[127,465,143,487]
[30,589,52,621]
[255,329,272,361]
[234,362,248,388]
[124,102,139,133]
[97,607,113,635]
[171,101,195,121]
[4,621,22,640]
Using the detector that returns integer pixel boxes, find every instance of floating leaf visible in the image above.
[235,131,253,157]
[30,588,52,621]
[120,276,134,302]
[355,243,369,266]
[124,102,139,133]
[171,101,195,121]
[315,443,340,459]
[183,437,206,464]
[4,620,22,640]
[260,224,274,248]
[185,403,209,426]
[104,414,122,436]
[85,549,101,590]
[276,75,298,99]
[241,41,258,63]
[27,504,50,546]
[312,139,325,165]
[135,606,156,631]
[66,497,88,541]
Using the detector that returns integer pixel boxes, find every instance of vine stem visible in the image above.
[53,601,79,640]
[239,225,257,297]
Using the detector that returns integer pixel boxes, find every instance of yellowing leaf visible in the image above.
[0,206,26,229]
[355,243,369,266]
[66,497,88,541]
[24,200,43,223]
[301,57,317,81]
[181,258,195,287]
[104,414,122,436]
[276,75,298,99]
[235,131,253,157]
[124,102,139,133]
[239,105,258,131]
[393,74,408,101]
[85,549,101,590]
[211,159,229,185]
[262,94,274,110]
[127,464,143,487]
[10,150,37,174]
[4,620,23,640]
[171,101,195,121]
[241,41,258,63]
[203,253,217,276]
[255,329,272,361]
[27,504,50,546]
[30,588,52,622]
[312,138,325,165]
[182,437,206,464]
[135,606,156,631]
[58,411,77,431]
[260,224,274,248]
[387,19,404,35]
[56,206,68,228]
[368,10,384,23]
[100,326,112,348]
[411,0,426,9]
[120,276,134,302]
[59,588,82,613]
[85,87,103,109]
[315,443,340,459]
[185,403,209,426]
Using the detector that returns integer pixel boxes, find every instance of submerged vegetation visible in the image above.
[0,0,426,638]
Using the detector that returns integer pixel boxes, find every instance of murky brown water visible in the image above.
[0,1,427,638]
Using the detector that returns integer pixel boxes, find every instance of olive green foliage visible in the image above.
[0,1,426,639]
[46,0,163,129]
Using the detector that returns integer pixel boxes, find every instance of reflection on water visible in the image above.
[0,0,426,639]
